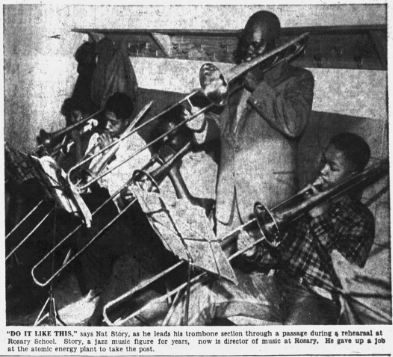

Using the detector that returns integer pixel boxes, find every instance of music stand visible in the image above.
[130,185,236,325]
[34,283,66,326]
[5,144,90,326]
[131,185,236,283]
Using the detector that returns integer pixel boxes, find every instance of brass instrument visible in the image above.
[31,32,310,287]
[102,158,389,325]
[6,207,55,261]
[36,109,103,154]
[66,33,310,193]
[200,33,309,106]
[67,101,153,191]
[132,141,193,190]
[253,159,388,247]
[6,110,103,262]
[5,199,45,241]
[31,141,192,287]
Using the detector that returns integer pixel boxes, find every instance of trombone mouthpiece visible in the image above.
[312,177,324,191]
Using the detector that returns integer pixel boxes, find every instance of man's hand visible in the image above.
[243,71,259,92]
[182,106,206,132]
[97,132,112,150]
[119,184,135,209]
[70,129,83,161]
[237,229,259,258]
[304,184,330,218]
[70,129,82,144]
[309,202,330,218]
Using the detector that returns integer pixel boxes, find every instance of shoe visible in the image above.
[85,288,102,302]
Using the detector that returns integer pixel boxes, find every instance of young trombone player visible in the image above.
[81,92,151,211]
[56,97,99,173]
[73,92,165,305]
[165,133,375,325]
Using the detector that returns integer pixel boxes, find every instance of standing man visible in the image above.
[128,10,315,326]
[185,11,314,243]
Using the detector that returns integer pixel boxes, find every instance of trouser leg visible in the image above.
[88,255,157,326]
[165,269,282,326]
[276,274,340,325]
[78,193,167,291]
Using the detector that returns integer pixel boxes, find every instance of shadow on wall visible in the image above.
[136,88,185,142]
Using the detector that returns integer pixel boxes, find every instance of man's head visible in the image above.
[237,11,281,63]
[318,132,371,190]
[150,105,193,153]
[104,92,134,137]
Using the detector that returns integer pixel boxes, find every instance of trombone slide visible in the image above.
[67,102,153,192]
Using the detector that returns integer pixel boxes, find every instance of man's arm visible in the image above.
[247,69,314,138]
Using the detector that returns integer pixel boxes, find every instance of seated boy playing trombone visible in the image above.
[73,93,163,302]
[163,132,375,325]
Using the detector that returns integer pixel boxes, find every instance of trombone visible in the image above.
[5,109,103,251]
[5,199,45,241]
[67,101,152,191]
[8,102,151,264]
[36,109,103,156]
[31,142,192,287]
[102,158,389,325]
[6,207,55,261]
[30,32,310,286]
[5,109,102,256]
[67,32,310,193]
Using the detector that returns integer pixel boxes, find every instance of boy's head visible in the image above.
[61,97,89,127]
[318,132,371,190]
[150,105,193,153]
[104,92,135,137]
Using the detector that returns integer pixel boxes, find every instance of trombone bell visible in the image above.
[36,109,103,153]
[37,129,53,150]
[132,169,160,193]
[253,158,389,248]
[254,202,281,247]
